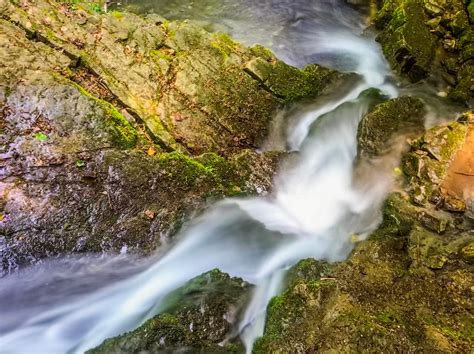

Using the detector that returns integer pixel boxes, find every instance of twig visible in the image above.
[455,171,474,177]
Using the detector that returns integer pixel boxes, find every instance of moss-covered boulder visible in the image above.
[357,96,426,156]
[374,0,474,104]
[89,269,251,353]
[0,0,346,154]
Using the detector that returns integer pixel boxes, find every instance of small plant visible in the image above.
[76,160,86,168]
[33,132,48,142]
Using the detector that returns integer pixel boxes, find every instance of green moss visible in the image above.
[61,0,105,14]
[376,0,436,81]
[196,152,233,177]
[422,315,474,343]
[286,258,332,288]
[468,1,474,23]
[358,96,426,156]
[249,45,274,61]
[109,10,124,19]
[149,49,173,61]
[417,121,467,171]
[155,151,214,185]
[210,32,240,59]
[88,314,188,354]
[373,310,399,325]
[253,261,338,353]
[275,63,338,102]
[440,122,467,160]
[90,270,249,353]
[68,80,138,148]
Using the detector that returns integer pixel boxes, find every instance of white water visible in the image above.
[0,1,401,353]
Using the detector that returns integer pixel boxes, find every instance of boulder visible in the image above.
[89,269,251,353]
[357,96,426,157]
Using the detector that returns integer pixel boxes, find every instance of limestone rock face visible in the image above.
[0,0,347,274]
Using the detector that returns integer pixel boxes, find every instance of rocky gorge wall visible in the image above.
[1,0,473,352]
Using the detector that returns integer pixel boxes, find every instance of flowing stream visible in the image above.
[1,1,404,352]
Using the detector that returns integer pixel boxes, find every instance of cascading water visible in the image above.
[0,1,402,352]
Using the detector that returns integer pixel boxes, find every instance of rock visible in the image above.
[357,97,426,157]
[419,212,448,234]
[255,193,474,353]
[402,121,468,206]
[0,147,280,274]
[1,0,346,155]
[0,0,346,273]
[442,195,466,213]
[89,269,251,353]
[374,0,474,104]
[460,243,474,263]
[374,0,437,82]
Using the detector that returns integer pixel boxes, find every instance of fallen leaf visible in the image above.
[147,146,157,157]
[145,210,156,219]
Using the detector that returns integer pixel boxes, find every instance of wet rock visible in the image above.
[402,121,468,206]
[419,212,448,234]
[374,0,437,82]
[374,0,474,104]
[0,147,280,274]
[442,195,466,213]
[0,0,346,273]
[255,195,474,353]
[89,269,251,353]
[357,96,426,157]
[460,243,474,263]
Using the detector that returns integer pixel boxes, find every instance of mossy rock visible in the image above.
[375,0,474,104]
[89,270,250,353]
[357,96,426,157]
[375,0,437,82]
[401,120,468,205]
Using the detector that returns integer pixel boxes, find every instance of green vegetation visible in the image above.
[68,80,138,149]
[33,132,48,142]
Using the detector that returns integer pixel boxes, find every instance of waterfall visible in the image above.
[0,1,401,352]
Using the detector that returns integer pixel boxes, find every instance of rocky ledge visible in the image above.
[0,0,348,274]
